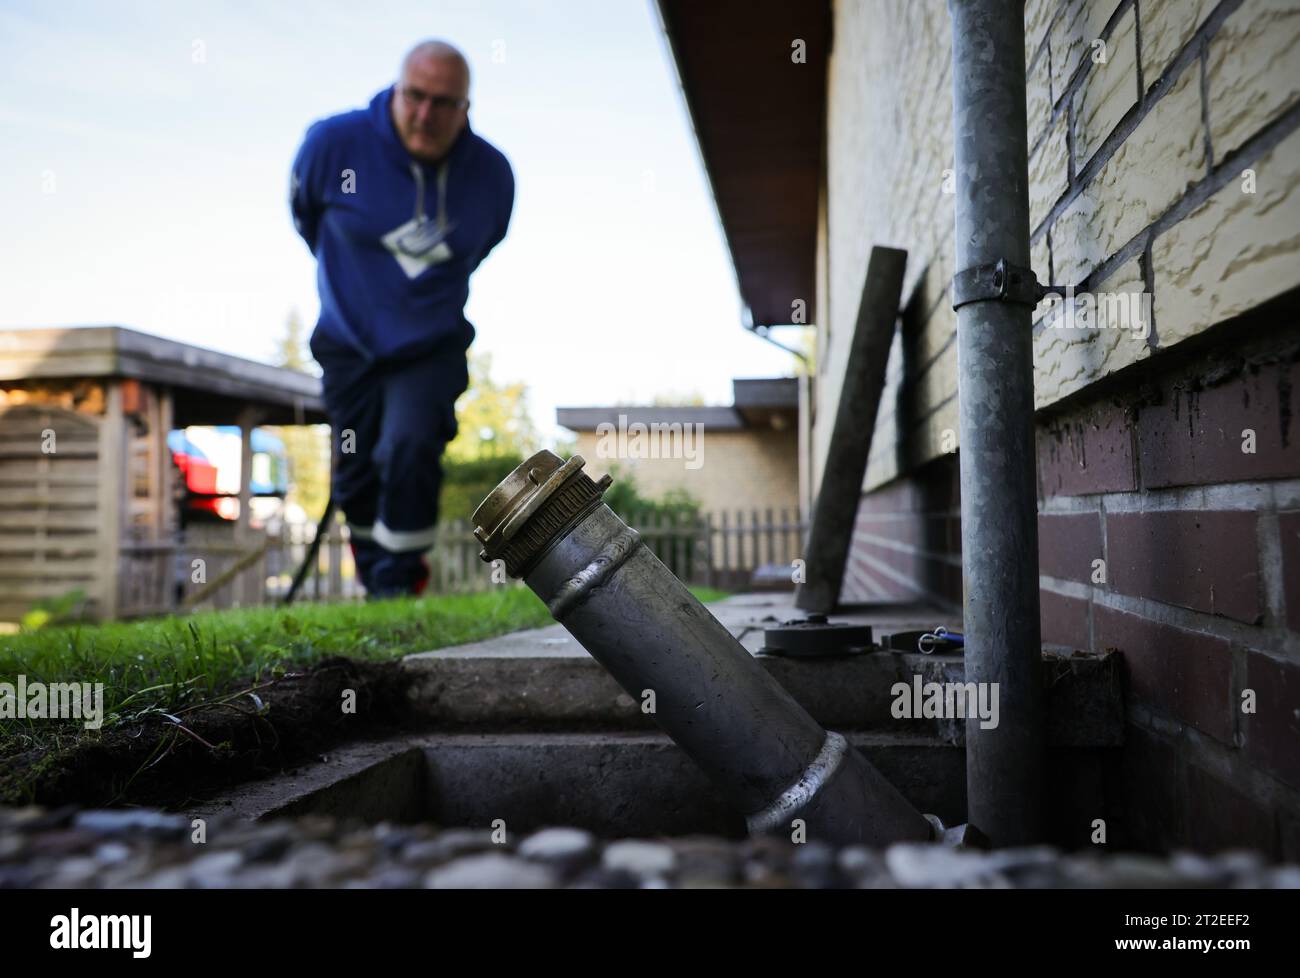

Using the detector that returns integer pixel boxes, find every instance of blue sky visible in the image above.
[0,0,802,447]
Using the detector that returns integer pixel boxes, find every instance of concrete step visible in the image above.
[192,730,967,839]
[401,594,1123,746]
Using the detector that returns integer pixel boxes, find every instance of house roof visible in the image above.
[557,377,797,433]
[733,377,797,409]
[655,0,831,328]
[732,376,798,428]
[557,405,745,432]
[0,325,327,426]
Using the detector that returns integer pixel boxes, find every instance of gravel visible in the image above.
[1,804,1295,889]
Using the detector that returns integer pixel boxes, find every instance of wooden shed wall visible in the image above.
[0,399,107,621]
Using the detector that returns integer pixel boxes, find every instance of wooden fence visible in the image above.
[423,507,810,594]
[116,519,364,615]
[114,507,808,614]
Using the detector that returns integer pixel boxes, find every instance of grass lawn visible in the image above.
[0,585,731,758]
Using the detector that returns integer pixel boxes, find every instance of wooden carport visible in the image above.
[0,326,326,622]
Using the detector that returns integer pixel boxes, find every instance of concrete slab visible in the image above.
[188,737,426,826]
[401,593,1123,746]
[402,593,959,660]
[190,594,1122,847]
[189,729,967,837]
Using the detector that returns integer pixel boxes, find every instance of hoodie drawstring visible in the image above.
[409,160,451,232]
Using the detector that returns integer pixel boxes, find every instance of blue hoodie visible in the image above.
[290,87,514,364]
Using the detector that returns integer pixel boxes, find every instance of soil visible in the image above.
[0,657,416,811]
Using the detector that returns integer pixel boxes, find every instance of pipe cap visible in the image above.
[472,450,611,575]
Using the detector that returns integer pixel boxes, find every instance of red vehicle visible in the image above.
[167,427,288,524]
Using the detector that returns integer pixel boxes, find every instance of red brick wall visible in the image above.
[846,310,1300,857]
[841,458,962,610]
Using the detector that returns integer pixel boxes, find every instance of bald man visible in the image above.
[290,41,514,598]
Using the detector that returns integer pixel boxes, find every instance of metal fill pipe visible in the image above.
[473,451,933,847]
[948,0,1046,845]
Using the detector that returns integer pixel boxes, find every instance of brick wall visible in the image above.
[821,0,1300,855]
[1037,310,1300,855]
[840,454,963,611]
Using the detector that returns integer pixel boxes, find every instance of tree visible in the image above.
[445,350,539,463]
[794,325,816,376]
[273,307,312,372]
[610,389,706,407]
[269,309,331,519]
[436,352,545,522]
[650,389,706,406]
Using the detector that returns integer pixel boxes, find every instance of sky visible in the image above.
[0,0,803,448]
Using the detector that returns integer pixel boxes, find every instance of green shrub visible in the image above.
[599,466,703,580]
[439,452,525,523]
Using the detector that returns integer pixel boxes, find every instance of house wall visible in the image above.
[574,426,801,518]
[820,0,1300,856]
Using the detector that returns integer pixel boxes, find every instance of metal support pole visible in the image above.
[796,246,907,613]
[948,0,1045,846]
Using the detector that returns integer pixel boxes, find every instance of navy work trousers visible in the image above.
[310,329,469,596]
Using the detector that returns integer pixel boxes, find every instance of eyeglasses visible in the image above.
[399,86,468,111]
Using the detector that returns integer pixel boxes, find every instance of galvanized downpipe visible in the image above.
[473,451,934,847]
[948,0,1046,845]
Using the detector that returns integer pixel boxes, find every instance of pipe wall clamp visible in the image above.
[951,258,1064,310]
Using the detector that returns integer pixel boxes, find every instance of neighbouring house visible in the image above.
[657,0,1300,857]
[558,377,805,585]
[0,325,328,622]
[559,377,801,515]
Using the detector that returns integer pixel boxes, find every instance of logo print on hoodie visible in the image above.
[382,159,456,278]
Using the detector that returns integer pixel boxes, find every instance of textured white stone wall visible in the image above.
[818,0,1300,492]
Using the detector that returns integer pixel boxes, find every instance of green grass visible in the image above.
[0,585,731,756]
